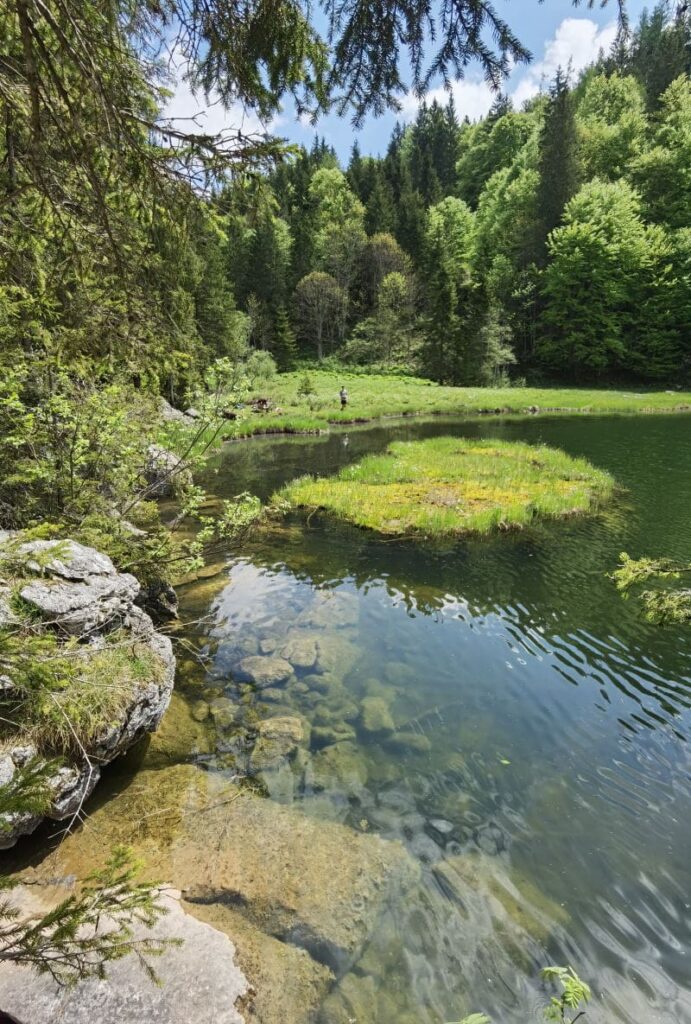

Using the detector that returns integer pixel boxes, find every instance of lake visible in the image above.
[13,414,691,1023]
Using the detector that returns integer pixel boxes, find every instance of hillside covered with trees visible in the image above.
[1,2,690,437]
[220,4,691,385]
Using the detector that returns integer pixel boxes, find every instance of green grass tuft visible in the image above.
[276,436,616,538]
[0,628,166,756]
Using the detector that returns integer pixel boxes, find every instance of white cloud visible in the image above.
[163,66,276,140]
[400,79,496,123]
[401,17,618,122]
[511,17,618,108]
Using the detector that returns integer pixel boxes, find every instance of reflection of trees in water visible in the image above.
[239,513,691,734]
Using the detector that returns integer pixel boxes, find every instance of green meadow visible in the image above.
[224,371,691,439]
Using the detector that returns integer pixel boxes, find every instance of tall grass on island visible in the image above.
[276,437,616,538]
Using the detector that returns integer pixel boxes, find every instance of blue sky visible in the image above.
[167,0,649,163]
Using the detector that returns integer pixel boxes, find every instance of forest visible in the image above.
[223,7,691,386]
[1,1,690,437]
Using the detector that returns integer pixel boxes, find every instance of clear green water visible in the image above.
[192,415,691,1023]
[15,415,691,1022]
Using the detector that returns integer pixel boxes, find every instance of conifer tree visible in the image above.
[273,306,299,369]
[534,67,579,263]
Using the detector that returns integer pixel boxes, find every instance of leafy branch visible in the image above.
[0,846,174,986]
[612,552,691,624]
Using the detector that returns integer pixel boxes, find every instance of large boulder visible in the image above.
[11,764,421,1016]
[185,900,334,1024]
[176,779,420,976]
[0,540,175,848]
[17,539,139,636]
[20,572,139,636]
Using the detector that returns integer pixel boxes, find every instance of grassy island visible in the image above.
[277,437,616,537]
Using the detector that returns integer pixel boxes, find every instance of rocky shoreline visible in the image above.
[0,538,175,847]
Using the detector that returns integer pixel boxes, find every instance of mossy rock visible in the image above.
[359,697,395,735]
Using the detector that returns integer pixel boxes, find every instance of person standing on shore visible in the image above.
[340,386,348,410]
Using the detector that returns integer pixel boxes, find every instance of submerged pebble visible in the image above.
[384,731,432,754]
[191,700,210,723]
[359,697,395,735]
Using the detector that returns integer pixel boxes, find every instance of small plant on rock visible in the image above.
[541,966,591,1023]
[0,768,172,985]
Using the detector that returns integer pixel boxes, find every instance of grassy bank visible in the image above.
[199,371,691,443]
[277,437,615,537]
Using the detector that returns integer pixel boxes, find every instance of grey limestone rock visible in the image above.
[0,542,175,848]
[0,886,248,1024]
[158,396,195,425]
[21,572,140,635]
[17,539,115,580]
[144,444,192,497]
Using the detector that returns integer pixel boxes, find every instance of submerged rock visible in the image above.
[261,686,286,703]
[474,821,507,856]
[384,731,432,754]
[177,774,419,975]
[250,715,309,771]
[259,636,279,655]
[185,900,334,1024]
[426,818,455,845]
[237,655,293,689]
[384,661,417,686]
[191,699,211,722]
[208,696,238,729]
[359,697,395,735]
[319,972,378,1024]
[298,590,359,629]
[406,831,443,864]
[314,634,360,678]
[281,635,318,669]
[303,672,341,695]
[312,723,357,748]
[311,740,368,797]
